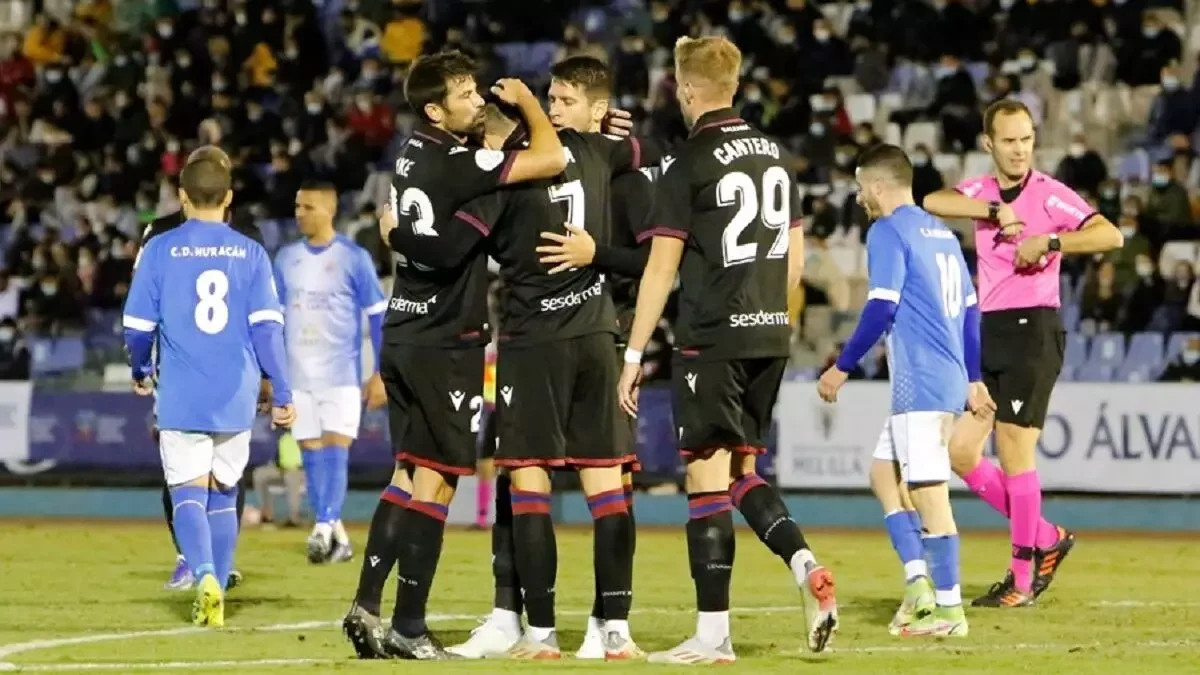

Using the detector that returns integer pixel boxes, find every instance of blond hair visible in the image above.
[673,36,741,99]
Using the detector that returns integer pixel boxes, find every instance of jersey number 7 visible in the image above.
[718,167,791,267]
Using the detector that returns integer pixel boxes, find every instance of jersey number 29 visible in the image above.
[934,253,963,319]
[194,269,229,334]
[718,167,791,267]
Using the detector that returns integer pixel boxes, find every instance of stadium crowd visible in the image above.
[0,0,1199,383]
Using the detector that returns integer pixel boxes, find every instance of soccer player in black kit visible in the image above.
[136,145,257,593]
[445,56,658,661]
[617,37,839,663]
[339,51,567,661]
[391,95,662,659]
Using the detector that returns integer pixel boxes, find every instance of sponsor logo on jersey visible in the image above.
[539,277,605,313]
[474,148,505,171]
[728,311,790,328]
[388,294,436,315]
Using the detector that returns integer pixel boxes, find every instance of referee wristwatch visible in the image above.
[1047,233,1061,252]
[987,200,1001,221]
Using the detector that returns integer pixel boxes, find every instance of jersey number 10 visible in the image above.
[934,252,963,319]
[718,167,791,267]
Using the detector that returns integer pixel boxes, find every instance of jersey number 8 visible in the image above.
[194,269,229,334]
[718,167,791,267]
[934,252,963,319]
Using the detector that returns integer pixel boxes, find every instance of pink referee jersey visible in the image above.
[955,170,1096,312]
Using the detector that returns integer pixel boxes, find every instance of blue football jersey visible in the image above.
[124,219,282,433]
[866,205,976,414]
[274,235,386,391]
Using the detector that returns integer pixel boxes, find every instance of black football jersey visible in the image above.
[383,122,523,348]
[446,130,656,345]
[647,109,803,361]
[605,168,656,341]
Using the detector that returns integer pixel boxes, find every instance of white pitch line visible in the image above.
[2,602,1196,671]
[811,638,1200,655]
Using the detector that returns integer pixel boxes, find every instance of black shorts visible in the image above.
[672,355,786,458]
[382,344,484,475]
[981,308,1064,429]
[477,405,498,461]
[494,332,635,469]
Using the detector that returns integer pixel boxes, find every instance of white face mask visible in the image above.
[1136,262,1154,277]
[306,103,322,114]
[1184,349,1200,365]
[157,25,172,38]
[1069,143,1085,158]
[356,99,371,111]
[813,30,830,43]
[1120,225,1135,238]
[0,327,13,342]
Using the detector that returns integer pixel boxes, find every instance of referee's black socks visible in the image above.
[731,473,809,564]
[510,487,557,631]
[392,499,449,638]
[587,488,634,627]
[491,473,523,615]
[686,492,735,613]
[353,485,409,616]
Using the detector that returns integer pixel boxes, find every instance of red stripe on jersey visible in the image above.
[455,210,491,236]
[645,226,688,241]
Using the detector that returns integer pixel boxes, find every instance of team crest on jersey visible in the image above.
[660,156,676,173]
[500,385,514,405]
[449,390,465,410]
[474,148,505,170]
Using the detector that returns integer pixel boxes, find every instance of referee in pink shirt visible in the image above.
[923,100,1123,607]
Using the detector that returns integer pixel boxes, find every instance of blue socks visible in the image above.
[208,484,239,590]
[322,446,350,524]
[924,533,962,607]
[884,510,927,581]
[170,485,215,580]
[302,448,326,523]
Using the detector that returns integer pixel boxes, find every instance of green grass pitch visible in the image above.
[1,521,1197,673]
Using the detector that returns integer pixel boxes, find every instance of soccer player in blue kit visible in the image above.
[124,155,295,627]
[819,144,996,638]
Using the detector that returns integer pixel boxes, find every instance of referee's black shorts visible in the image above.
[981,307,1065,429]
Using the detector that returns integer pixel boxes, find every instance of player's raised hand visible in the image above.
[967,381,997,417]
[537,224,595,274]
[132,378,154,396]
[363,372,387,410]
[272,403,297,430]
[617,362,642,418]
[816,366,848,403]
[490,78,534,105]
[601,108,634,137]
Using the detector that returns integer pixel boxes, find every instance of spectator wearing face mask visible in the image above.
[1147,65,1197,147]
[1121,253,1165,333]
[808,18,853,83]
[1119,14,1181,87]
[1150,260,1196,331]
[927,53,980,152]
[1055,134,1108,196]
[1080,260,1123,334]
[1146,160,1193,235]
[1096,180,1122,223]
[909,144,944,206]
[1158,337,1200,382]
[0,318,29,380]
[1105,214,1151,289]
